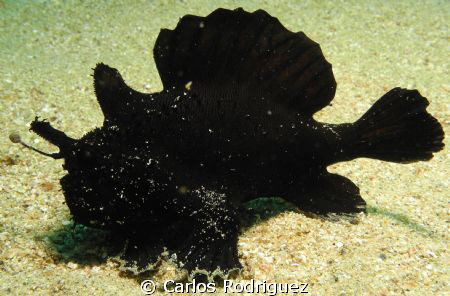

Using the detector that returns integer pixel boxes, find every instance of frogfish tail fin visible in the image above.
[353,87,444,163]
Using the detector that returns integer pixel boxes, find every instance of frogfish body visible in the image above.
[23,8,444,279]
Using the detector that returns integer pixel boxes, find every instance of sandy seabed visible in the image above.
[0,0,448,295]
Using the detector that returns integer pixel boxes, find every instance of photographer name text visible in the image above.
[141,279,308,295]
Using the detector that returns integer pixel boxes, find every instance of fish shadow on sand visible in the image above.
[35,197,434,280]
[34,197,302,279]
[366,206,434,237]
[242,198,436,238]
[35,224,119,268]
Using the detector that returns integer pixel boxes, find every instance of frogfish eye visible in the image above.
[76,145,95,164]
[82,149,92,159]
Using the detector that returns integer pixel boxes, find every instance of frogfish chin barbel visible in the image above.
[13,8,444,280]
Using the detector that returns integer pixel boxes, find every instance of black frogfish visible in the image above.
[12,8,444,279]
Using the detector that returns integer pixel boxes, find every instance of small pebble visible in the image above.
[264,257,273,264]
[426,251,437,258]
[67,262,78,269]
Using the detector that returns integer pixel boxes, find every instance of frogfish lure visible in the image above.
[12,8,444,279]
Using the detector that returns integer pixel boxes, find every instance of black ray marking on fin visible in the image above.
[153,7,336,117]
[353,88,445,163]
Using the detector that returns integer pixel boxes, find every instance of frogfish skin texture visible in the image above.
[25,8,444,279]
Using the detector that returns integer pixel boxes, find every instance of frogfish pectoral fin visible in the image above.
[287,172,367,215]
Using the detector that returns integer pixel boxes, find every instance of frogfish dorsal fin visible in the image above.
[153,8,336,116]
